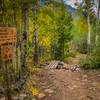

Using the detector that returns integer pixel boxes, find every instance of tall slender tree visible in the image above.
[21,1,28,67]
[78,0,95,54]
[95,0,100,46]
[31,0,39,65]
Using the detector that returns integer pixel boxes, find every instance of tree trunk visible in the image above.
[95,0,100,46]
[33,5,38,65]
[87,14,91,54]
[3,62,12,100]
[95,25,98,46]
[53,0,55,10]
[62,39,64,61]
[18,20,22,80]
[13,11,17,80]
[18,44,21,79]
[2,0,6,24]
[21,5,27,67]
[27,17,30,43]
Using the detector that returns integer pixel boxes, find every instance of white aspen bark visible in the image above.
[87,14,91,54]
[95,0,100,46]
[33,5,38,65]
[95,31,98,46]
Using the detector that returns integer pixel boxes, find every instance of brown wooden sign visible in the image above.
[0,27,17,44]
[1,45,13,62]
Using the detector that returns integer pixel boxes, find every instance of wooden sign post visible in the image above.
[1,45,13,62]
[0,27,17,100]
[0,27,17,44]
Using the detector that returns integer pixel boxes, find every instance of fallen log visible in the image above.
[14,72,29,92]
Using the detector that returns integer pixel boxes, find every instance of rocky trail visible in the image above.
[1,55,100,100]
[35,56,100,100]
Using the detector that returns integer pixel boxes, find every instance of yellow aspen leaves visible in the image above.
[30,87,38,97]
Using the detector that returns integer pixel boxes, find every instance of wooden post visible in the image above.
[3,61,12,100]
[0,27,17,100]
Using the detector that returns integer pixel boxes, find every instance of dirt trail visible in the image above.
[1,55,100,100]
[38,56,100,100]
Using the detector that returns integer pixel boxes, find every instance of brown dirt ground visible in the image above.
[38,68,100,100]
[23,55,100,100]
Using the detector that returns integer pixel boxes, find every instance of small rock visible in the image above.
[87,96,93,99]
[61,80,66,83]
[68,86,73,90]
[48,70,56,75]
[38,93,46,99]
[0,97,5,100]
[75,67,80,71]
[32,98,36,100]
[59,62,64,65]
[79,96,85,99]
[82,75,87,79]
[45,89,54,94]
[97,74,100,77]
[92,82,98,86]
[72,85,78,88]
[72,64,80,72]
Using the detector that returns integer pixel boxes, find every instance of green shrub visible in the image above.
[66,50,76,58]
[79,47,100,69]
[79,56,89,69]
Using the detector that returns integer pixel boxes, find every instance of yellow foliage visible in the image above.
[30,87,38,97]
[28,59,33,63]
[29,22,34,43]
[55,10,62,19]
[37,11,55,48]
[28,7,57,50]
[28,66,39,73]
[29,34,33,43]
[74,18,88,34]
[65,57,73,62]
